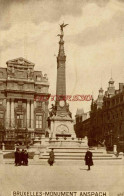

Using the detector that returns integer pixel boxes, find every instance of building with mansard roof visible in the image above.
[0,57,50,148]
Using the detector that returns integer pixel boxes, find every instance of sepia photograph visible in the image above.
[0,0,124,196]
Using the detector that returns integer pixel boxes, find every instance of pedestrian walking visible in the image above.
[84,148,93,171]
[48,148,54,166]
[24,149,28,166]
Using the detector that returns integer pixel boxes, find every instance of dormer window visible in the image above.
[36,76,41,81]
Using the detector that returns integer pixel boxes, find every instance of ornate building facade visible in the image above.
[75,78,124,150]
[0,57,49,148]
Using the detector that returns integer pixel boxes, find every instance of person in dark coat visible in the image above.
[15,148,19,166]
[21,149,25,165]
[24,150,28,166]
[18,149,22,166]
[48,149,54,166]
[85,148,93,170]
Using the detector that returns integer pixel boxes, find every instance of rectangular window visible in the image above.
[36,115,42,129]
[17,114,23,128]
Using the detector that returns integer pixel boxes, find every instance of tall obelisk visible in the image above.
[49,23,76,138]
[56,23,67,115]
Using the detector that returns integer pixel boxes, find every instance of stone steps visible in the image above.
[3,145,123,165]
[43,151,108,155]
[39,146,122,161]
[41,154,112,157]
[40,156,121,160]
[46,150,106,154]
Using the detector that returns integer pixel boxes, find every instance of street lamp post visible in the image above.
[110,130,113,147]
[117,135,120,153]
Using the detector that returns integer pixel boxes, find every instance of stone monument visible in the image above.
[49,23,76,138]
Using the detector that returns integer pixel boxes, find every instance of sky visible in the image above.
[0,0,124,118]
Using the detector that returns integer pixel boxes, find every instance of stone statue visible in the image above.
[27,68,30,78]
[30,70,34,78]
[66,103,72,118]
[27,68,33,79]
[57,23,69,38]
[49,104,56,117]
[7,66,15,78]
[44,74,48,80]
[60,23,68,32]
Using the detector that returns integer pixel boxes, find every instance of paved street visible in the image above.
[0,164,124,196]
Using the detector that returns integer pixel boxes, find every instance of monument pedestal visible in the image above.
[49,114,76,138]
[45,136,88,148]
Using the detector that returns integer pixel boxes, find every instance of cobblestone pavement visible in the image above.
[0,163,124,196]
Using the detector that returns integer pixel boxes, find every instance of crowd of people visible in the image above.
[14,147,93,170]
[15,148,28,166]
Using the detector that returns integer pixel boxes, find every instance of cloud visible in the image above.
[69,11,124,47]
[0,0,111,31]
[83,0,110,7]
[118,0,124,2]
[0,0,83,30]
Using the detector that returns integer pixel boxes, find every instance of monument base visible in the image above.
[32,136,88,159]
[49,115,76,138]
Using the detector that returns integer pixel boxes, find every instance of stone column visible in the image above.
[45,101,49,128]
[6,99,10,128]
[31,100,34,129]
[34,100,36,109]
[42,102,45,130]
[27,100,30,128]
[11,99,14,128]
